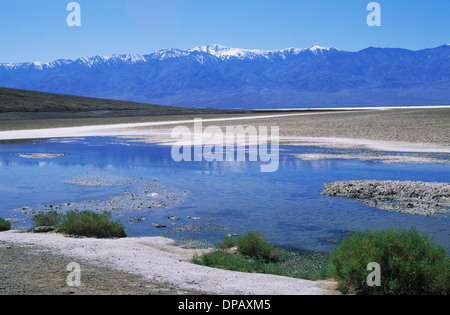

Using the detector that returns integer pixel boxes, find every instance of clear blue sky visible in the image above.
[0,0,449,63]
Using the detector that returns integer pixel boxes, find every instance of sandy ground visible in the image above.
[0,239,204,295]
[0,231,336,295]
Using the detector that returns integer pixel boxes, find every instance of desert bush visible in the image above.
[192,231,329,280]
[235,230,279,262]
[329,227,449,295]
[0,218,11,232]
[216,234,237,250]
[192,250,285,275]
[32,211,62,227]
[58,210,126,238]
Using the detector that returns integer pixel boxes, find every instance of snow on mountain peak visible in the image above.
[190,44,267,59]
[308,45,329,51]
[114,54,147,63]
[188,44,338,60]
[305,45,338,55]
[0,44,340,69]
[75,54,147,67]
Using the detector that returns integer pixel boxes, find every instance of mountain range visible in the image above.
[0,44,449,109]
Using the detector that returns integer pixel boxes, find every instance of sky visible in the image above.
[0,0,449,63]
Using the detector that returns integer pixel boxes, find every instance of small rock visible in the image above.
[153,224,167,229]
[32,226,55,233]
[225,246,239,255]
[129,218,140,225]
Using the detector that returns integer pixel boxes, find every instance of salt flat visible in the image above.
[1,107,449,156]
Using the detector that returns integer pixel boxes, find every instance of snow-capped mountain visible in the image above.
[0,44,449,109]
[188,44,338,60]
[0,44,339,68]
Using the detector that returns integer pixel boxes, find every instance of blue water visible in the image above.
[0,137,448,253]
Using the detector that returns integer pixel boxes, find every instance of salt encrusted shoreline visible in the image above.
[19,153,67,159]
[293,151,449,164]
[321,180,450,216]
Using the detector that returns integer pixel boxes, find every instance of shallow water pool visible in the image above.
[0,137,448,253]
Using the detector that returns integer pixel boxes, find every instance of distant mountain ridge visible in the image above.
[0,45,341,69]
[0,44,449,109]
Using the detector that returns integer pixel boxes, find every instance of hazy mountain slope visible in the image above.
[0,87,227,120]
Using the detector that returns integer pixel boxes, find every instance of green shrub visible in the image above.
[192,231,330,280]
[0,218,11,232]
[58,210,126,238]
[193,251,259,273]
[329,227,449,295]
[191,251,285,276]
[216,234,237,250]
[277,249,330,281]
[235,231,279,262]
[32,211,62,227]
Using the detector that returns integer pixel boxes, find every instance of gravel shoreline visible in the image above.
[0,231,335,295]
[321,180,450,216]
[0,239,201,295]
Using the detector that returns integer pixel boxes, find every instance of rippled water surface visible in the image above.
[0,137,448,253]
